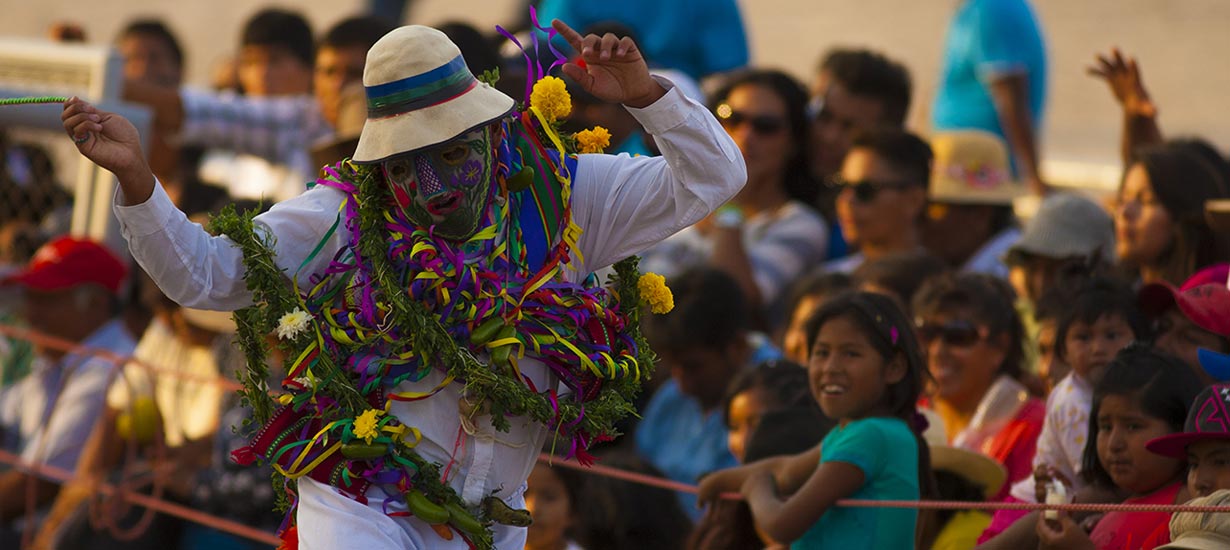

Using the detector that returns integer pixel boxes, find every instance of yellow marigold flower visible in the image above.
[638,272,674,314]
[530,76,571,122]
[353,408,384,444]
[576,126,612,154]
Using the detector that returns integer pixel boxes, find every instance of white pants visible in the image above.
[297,477,529,549]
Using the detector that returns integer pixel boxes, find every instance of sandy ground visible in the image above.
[4,0,1230,178]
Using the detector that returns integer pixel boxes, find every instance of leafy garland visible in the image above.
[207,129,660,549]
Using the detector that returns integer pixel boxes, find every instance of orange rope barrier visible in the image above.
[538,453,1230,514]
[0,324,244,391]
[0,449,280,546]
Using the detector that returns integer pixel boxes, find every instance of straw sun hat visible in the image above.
[352,25,516,164]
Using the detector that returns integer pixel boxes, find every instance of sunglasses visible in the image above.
[715,104,787,136]
[915,319,986,348]
[827,175,915,203]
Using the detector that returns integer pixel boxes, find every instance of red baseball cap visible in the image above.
[1139,264,1230,337]
[1,236,127,294]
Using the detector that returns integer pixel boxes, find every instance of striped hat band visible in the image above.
[365,55,477,119]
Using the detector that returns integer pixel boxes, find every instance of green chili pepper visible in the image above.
[506,166,536,192]
[406,489,450,525]
[445,501,486,534]
[483,495,533,527]
[340,442,389,459]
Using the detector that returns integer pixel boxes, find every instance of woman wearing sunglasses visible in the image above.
[912,272,1044,501]
[643,70,828,319]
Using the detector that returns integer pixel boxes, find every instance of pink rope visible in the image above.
[0,449,281,546]
[539,454,1230,514]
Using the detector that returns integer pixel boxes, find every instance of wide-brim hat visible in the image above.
[1157,490,1230,550]
[920,408,1007,499]
[1147,384,1230,458]
[929,130,1026,206]
[352,25,516,164]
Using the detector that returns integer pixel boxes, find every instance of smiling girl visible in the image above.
[698,292,933,548]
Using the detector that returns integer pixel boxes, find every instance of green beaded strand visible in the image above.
[0,96,70,106]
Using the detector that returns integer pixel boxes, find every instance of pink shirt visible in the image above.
[1089,482,1182,550]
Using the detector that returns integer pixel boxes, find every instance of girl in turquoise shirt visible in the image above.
[698,292,934,549]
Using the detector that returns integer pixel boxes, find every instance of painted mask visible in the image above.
[381,125,497,240]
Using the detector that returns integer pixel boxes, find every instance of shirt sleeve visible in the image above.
[821,419,891,479]
[971,0,1037,80]
[746,206,829,305]
[568,77,746,273]
[178,88,331,168]
[113,180,349,311]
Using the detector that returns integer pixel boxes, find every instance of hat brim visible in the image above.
[1146,429,1230,458]
[352,82,515,164]
[2,270,77,292]
[928,178,1025,206]
[930,445,1007,499]
[1199,348,1230,383]
[1157,532,1230,550]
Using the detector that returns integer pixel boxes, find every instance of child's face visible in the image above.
[809,315,904,423]
[727,388,767,463]
[1037,320,1069,391]
[1187,440,1230,498]
[1065,314,1134,383]
[785,294,823,364]
[525,464,572,550]
[1097,395,1184,494]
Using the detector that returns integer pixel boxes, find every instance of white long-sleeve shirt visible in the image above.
[113,81,745,550]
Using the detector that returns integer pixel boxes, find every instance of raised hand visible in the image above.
[62,97,156,204]
[1087,48,1155,117]
[552,19,665,109]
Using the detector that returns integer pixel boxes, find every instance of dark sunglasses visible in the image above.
[715,104,787,136]
[915,319,985,347]
[827,176,915,203]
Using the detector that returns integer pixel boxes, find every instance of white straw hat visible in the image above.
[352,25,516,164]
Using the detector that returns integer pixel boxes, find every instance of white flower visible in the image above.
[276,307,312,340]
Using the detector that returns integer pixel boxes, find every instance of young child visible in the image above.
[697,291,932,549]
[525,462,584,550]
[722,359,832,463]
[1154,490,1230,550]
[981,276,1144,543]
[1147,384,1230,499]
[1012,277,1146,501]
[1034,345,1203,550]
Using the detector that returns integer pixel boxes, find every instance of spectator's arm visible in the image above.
[1086,48,1162,164]
[708,221,763,309]
[988,73,1045,195]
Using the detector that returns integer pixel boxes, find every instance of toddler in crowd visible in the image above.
[979,276,1146,541]
[722,359,833,463]
[698,292,932,549]
[1031,346,1203,550]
